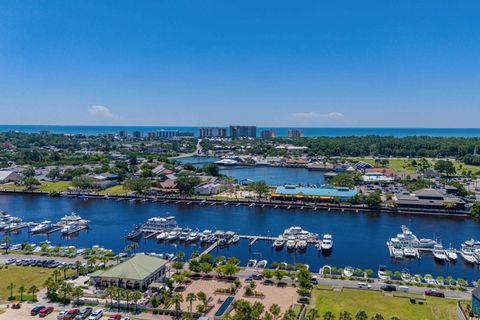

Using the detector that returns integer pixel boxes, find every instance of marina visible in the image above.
[1,193,480,281]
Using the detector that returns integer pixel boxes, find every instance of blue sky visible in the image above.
[1,1,480,127]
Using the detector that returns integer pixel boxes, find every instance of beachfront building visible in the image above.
[271,185,357,202]
[260,129,276,138]
[287,129,304,138]
[90,254,168,291]
[0,170,22,183]
[199,127,228,138]
[229,125,256,138]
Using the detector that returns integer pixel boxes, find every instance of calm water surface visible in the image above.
[1,194,480,280]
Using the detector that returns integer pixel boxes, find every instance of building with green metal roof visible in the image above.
[90,254,168,291]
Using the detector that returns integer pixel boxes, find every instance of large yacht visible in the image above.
[445,247,458,261]
[286,237,296,250]
[432,244,447,261]
[59,213,90,226]
[30,220,53,234]
[141,216,178,231]
[320,234,333,251]
[390,225,436,248]
[460,246,476,264]
[61,222,83,235]
[403,246,417,258]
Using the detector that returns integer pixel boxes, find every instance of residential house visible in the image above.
[0,170,22,183]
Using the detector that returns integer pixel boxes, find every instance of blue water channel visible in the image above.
[1,194,480,280]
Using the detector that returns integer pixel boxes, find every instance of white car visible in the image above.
[57,310,68,319]
[357,282,371,289]
[88,309,103,320]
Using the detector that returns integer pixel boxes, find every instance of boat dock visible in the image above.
[63,225,88,235]
[201,240,219,256]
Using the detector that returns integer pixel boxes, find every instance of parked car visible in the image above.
[39,307,54,317]
[380,284,397,292]
[357,282,371,289]
[425,289,445,298]
[108,314,121,320]
[88,309,103,320]
[75,307,93,319]
[58,310,69,319]
[64,309,80,320]
[31,305,46,316]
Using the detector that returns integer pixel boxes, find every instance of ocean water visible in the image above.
[1,125,480,137]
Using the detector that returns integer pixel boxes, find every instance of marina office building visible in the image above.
[90,254,168,291]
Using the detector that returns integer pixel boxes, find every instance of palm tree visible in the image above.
[18,285,26,301]
[186,292,197,317]
[115,287,125,310]
[102,286,115,308]
[60,264,69,280]
[130,242,139,254]
[7,282,15,299]
[28,285,38,301]
[177,251,185,262]
[196,291,207,307]
[123,290,131,311]
[53,269,61,282]
[130,290,142,311]
[72,286,84,306]
[87,256,97,268]
[58,282,71,305]
[171,293,183,318]
[2,235,11,254]
[270,304,281,320]
[323,311,336,320]
[305,309,319,320]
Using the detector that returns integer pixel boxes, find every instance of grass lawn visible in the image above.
[37,181,71,192]
[311,288,462,320]
[97,184,128,195]
[0,183,26,191]
[0,265,73,303]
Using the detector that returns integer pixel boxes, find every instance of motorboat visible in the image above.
[403,246,417,258]
[3,222,28,232]
[200,230,212,242]
[273,237,285,248]
[30,221,53,234]
[256,260,267,269]
[187,231,200,242]
[231,235,240,244]
[179,228,192,241]
[321,234,333,251]
[460,247,476,264]
[59,212,90,226]
[445,248,458,261]
[61,222,82,235]
[166,230,180,241]
[125,226,142,241]
[390,240,404,259]
[400,270,411,282]
[156,231,167,241]
[286,236,296,250]
[432,244,447,261]
[424,274,436,285]
[296,239,308,250]
[377,265,389,280]
[390,225,436,248]
[343,266,354,277]
[247,259,257,268]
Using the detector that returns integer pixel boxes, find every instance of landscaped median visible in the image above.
[310,287,465,320]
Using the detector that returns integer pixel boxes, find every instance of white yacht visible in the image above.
[296,239,308,250]
[142,216,178,231]
[179,228,192,241]
[445,247,458,261]
[474,249,480,264]
[390,239,404,259]
[156,232,167,241]
[30,220,53,233]
[390,225,436,248]
[61,222,82,234]
[403,246,417,258]
[286,237,296,250]
[231,235,240,244]
[273,237,285,248]
[59,213,90,226]
[247,259,257,268]
[320,234,333,251]
[432,244,447,261]
[187,231,200,242]
[166,230,180,241]
[460,247,476,264]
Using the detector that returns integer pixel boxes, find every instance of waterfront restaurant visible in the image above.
[271,185,357,202]
[90,254,168,291]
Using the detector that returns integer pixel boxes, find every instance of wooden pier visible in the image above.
[201,241,219,256]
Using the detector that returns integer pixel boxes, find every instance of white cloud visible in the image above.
[291,111,345,119]
[88,105,118,119]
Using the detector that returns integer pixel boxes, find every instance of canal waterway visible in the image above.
[178,157,325,186]
[1,194,479,280]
